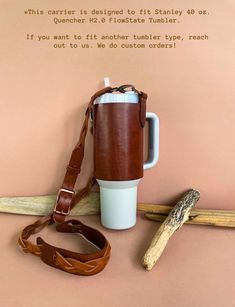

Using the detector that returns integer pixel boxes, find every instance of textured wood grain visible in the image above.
[0,193,100,216]
[142,189,200,271]
[138,203,235,218]
[145,212,235,227]
[1,193,235,229]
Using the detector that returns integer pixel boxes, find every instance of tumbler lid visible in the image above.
[95,77,138,104]
[94,92,138,104]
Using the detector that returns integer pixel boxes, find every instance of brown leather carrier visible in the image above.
[18,85,147,276]
[94,102,145,181]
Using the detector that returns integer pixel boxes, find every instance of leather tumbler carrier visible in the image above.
[93,102,144,181]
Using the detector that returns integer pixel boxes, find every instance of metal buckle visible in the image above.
[53,208,70,216]
[54,188,75,216]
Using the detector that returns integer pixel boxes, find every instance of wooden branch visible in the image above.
[138,203,235,218]
[142,189,200,271]
[1,193,235,228]
[0,193,100,216]
[145,212,235,228]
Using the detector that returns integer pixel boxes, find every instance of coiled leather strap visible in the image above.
[18,215,111,275]
[18,85,147,276]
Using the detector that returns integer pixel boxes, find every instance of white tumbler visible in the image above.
[92,79,159,230]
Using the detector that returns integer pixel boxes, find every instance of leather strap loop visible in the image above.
[18,85,147,276]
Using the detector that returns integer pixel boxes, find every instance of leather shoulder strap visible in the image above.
[53,86,113,224]
[18,86,113,276]
[18,85,147,276]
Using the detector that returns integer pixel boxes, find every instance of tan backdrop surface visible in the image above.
[0,0,234,210]
[0,1,235,307]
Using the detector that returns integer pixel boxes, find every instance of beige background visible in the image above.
[0,0,234,209]
[0,213,235,307]
[0,1,235,306]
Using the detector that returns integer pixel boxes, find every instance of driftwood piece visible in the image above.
[142,189,200,271]
[142,203,235,228]
[138,204,235,217]
[0,193,100,216]
[1,193,235,228]
[145,211,235,228]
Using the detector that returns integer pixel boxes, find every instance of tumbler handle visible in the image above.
[144,112,159,170]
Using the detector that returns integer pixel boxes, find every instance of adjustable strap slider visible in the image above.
[53,208,70,216]
[53,188,75,220]
[56,188,75,204]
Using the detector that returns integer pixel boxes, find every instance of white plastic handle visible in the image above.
[144,112,159,170]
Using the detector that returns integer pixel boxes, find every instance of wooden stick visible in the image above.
[138,203,235,218]
[145,212,235,228]
[0,193,100,216]
[142,189,200,271]
[1,193,235,228]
